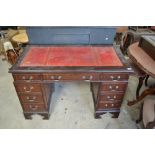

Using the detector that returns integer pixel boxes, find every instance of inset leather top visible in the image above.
[128,42,155,78]
[20,46,123,67]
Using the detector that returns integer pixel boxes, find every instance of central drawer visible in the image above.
[43,73,99,81]
[18,94,44,103]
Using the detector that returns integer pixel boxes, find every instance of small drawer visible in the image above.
[19,94,44,103]
[98,93,124,101]
[13,74,42,81]
[43,73,99,81]
[97,101,121,109]
[100,82,127,92]
[100,73,129,81]
[14,83,42,93]
[22,104,47,112]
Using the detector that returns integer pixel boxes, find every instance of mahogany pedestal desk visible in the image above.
[9,27,133,120]
[9,45,133,119]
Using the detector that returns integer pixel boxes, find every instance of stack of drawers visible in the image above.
[12,71,129,119]
[95,72,129,118]
[13,73,52,119]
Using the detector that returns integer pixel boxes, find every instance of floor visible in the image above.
[0,54,149,129]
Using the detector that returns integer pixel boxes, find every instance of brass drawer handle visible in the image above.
[23,86,34,92]
[111,104,114,107]
[22,76,33,80]
[109,85,119,91]
[30,105,38,110]
[29,76,33,80]
[109,85,113,89]
[26,96,36,102]
[54,76,62,81]
[82,75,93,81]
[107,96,111,99]
[117,76,121,79]
[50,76,55,79]
[57,76,62,80]
[110,75,121,81]
[22,76,26,80]
[107,95,116,100]
[50,75,62,81]
[105,104,108,107]
[116,86,119,89]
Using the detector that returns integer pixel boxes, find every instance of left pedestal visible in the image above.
[12,73,53,120]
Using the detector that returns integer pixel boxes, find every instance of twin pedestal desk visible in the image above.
[9,27,133,119]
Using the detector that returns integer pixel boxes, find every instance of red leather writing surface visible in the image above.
[20,46,123,67]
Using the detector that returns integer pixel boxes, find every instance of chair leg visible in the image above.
[128,87,155,106]
[146,104,155,128]
[136,76,145,99]
[146,121,155,129]
[136,102,144,124]
[145,75,149,86]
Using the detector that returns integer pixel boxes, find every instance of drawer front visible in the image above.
[22,104,47,112]
[97,101,121,109]
[43,73,99,81]
[100,73,129,81]
[19,94,44,103]
[98,93,124,101]
[13,74,42,81]
[100,82,128,92]
[14,83,42,93]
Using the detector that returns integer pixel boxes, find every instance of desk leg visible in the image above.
[40,113,50,120]
[92,82,121,119]
[24,112,50,120]
[24,113,33,119]
[111,112,120,118]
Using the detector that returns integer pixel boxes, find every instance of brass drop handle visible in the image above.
[23,86,34,92]
[107,95,116,100]
[54,76,62,81]
[26,96,36,102]
[50,75,62,81]
[29,76,33,80]
[107,96,111,99]
[57,76,62,80]
[30,105,38,111]
[82,75,93,81]
[109,85,113,89]
[110,75,121,81]
[115,86,119,89]
[50,76,55,79]
[22,76,26,80]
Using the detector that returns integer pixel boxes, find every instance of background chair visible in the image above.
[137,97,155,129]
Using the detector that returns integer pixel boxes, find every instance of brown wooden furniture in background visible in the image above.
[120,28,155,54]
[115,26,128,45]
[127,42,155,106]
[140,98,155,129]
